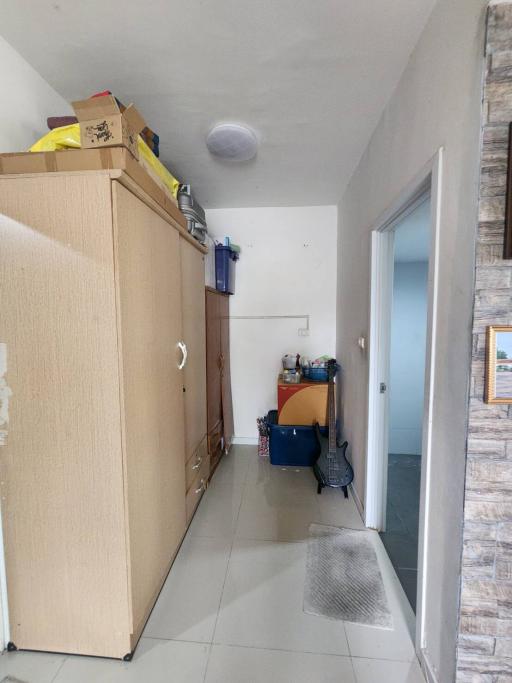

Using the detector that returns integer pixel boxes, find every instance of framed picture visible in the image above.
[485,325,512,403]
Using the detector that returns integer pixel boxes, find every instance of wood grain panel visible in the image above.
[0,175,131,657]
[186,455,210,524]
[113,182,186,638]
[185,437,208,492]
[208,420,224,477]
[180,239,207,460]
[206,289,222,431]
[219,294,234,451]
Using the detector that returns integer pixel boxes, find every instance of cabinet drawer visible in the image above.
[186,453,210,524]
[186,437,208,492]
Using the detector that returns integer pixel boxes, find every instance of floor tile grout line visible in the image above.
[146,631,410,663]
[147,452,248,655]
[349,653,417,663]
[143,635,214,645]
[201,642,213,683]
[231,535,310,545]
[49,654,68,682]
[204,640,354,659]
[339,493,354,662]
[150,451,250,680]
[202,638,417,664]
[204,449,250,675]
[349,654,359,682]
[32,634,418,672]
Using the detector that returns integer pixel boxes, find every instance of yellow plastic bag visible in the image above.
[136,134,180,199]
[30,124,81,151]
[30,124,180,199]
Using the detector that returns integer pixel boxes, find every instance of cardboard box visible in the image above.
[71,96,146,159]
[0,149,187,231]
[277,378,329,426]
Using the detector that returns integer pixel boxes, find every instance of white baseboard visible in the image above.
[231,437,258,446]
[419,648,439,683]
[350,483,366,525]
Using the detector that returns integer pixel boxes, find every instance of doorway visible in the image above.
[379,198,430,612]
[364,150,441,667]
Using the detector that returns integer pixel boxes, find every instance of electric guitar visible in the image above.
[313,359,354,498]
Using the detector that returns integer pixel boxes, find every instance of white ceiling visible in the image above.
[0,0,435,208]
[394,198,430,263]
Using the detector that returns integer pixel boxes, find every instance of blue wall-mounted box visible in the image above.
[215,245,239,295]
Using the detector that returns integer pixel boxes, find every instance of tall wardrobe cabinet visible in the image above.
[206,287,234,473]
[0,169,207,659]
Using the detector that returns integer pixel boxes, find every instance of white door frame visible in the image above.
[364,149,443,664]
[366,227,394,531]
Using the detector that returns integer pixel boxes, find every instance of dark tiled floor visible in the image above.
[379,453,421,612]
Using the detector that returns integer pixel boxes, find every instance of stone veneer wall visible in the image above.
[457,4,512,680]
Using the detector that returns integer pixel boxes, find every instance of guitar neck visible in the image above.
[328,374,336,453]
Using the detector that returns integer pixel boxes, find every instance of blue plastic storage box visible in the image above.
[267,410,327,467]
[215,245,239,295]
[303,367,329,382]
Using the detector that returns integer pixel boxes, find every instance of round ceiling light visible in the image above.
[206,123,258,162]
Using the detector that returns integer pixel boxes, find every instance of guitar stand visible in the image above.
[316,483,349,499]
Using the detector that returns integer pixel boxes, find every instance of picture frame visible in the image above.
[485,325,512,403]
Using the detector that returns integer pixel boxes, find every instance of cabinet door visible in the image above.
[0,175,130,658]
[113,182,186,637]
[219,294,234,450]
[206,289,222,432]
[180,238,207,461]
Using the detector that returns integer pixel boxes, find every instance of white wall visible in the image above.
[0,35,70,651]
[206,206,337,440]
[389,262,428,455]
[336,0,487,680]
[0,35,71,152]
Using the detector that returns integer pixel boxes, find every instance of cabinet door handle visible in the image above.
[195,479,205,494]
[192,457,203,470]
[178,341,188,370]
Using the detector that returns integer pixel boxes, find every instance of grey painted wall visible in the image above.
[389,262,428,455]
[336,0,487,679]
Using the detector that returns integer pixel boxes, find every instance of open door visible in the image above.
[364,150,442,667]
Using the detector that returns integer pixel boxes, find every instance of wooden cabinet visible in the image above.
[0,170,207,659]
[220,295,235,450]
[185,445,210,524]
[113,182,187,638]
[180,239,207,462]
[180,239,209,521]
[206,288,234,473]
[206,289,223,432]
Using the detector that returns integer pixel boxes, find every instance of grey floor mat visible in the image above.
[304,523,393,628]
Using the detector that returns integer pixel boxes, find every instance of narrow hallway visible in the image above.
[0,448,425,682]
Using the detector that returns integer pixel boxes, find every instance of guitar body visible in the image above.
[312,360,354,497]
[313,428,353,497]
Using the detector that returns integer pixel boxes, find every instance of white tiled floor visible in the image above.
[0,446,425,682]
